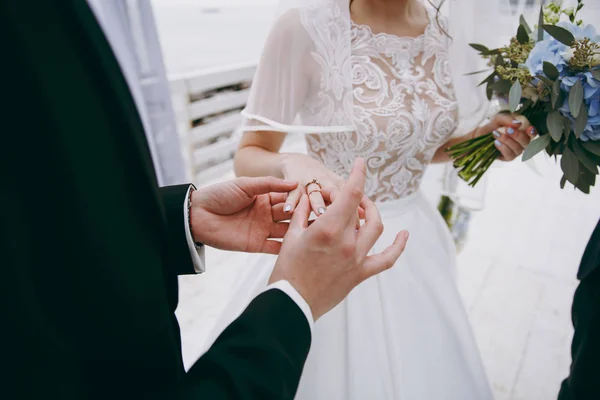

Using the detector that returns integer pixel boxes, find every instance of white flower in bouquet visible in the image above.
[592,52,600,66]
[561,46,575,61]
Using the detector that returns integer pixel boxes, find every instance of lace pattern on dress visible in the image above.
[303,8,460,202]
[299,3,355,128]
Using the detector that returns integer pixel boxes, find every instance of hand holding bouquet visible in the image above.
[448,0,600,193]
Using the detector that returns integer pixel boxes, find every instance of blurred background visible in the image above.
[147,1,600,399]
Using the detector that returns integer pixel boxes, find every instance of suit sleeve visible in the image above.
[559,220,600,400]
[558,269,600,400]
[2,1,311,398]
[159,184,202,276]
[178,289,312,400]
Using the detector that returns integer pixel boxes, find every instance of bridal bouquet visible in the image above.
[447,0,600,193]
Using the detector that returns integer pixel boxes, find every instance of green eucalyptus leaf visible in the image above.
[564,115,572,140]
[582,168,597,186]
[552,79,561,109]
[557,91,567,112]
[536,74,553,86]
[479,71,496,87]
[569,79,584,118]
[509,80,522,113]
[466,69,492,76]
[572,140,600,175]
[547,111,564,142]
[575,180,591,194]
[495,53,505,66]
[517,24,530,44]
[523,134,552,161]
[469,43,489,54]
[547,139,564,157]
[543,62,560,81]
[574,104,589,139]
[592,69,600,80]
[542,24,576,46]
[520,15,532,34]
[537,5,544,42]
[561,148,580,185]
[560,174,567,189]
[491,79,512,94]
[582,140,600,156]
[486,84,494,101]
[576,167,595,193]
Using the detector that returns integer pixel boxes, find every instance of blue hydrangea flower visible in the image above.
[581,117,600,141]
[559,72,600,141]
[561,72,600,100]
[527,22,600,140]
[558,106,600,141]
[526,22,600,79]
[559,21,600,42]
[525,38,567,77]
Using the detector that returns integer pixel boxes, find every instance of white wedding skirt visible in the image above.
[203,191,493,400]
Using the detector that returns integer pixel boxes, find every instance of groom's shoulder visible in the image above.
[578,219,600,280]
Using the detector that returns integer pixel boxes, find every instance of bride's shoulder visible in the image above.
[259,8,314,59]
[267,8,307,40]
[268,3,345,41]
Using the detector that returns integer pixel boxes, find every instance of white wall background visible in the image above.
[152,0,600,75]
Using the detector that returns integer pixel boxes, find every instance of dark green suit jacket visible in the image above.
[1,1,310,398]
[559,219,600,400]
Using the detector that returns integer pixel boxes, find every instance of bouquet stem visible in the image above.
[447,133,500,187]
[437,195,456,227]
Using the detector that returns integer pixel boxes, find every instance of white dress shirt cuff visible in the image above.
[263,280,314,333]
[184,186,206,273]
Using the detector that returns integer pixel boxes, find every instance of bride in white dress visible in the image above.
[202,0,537,398]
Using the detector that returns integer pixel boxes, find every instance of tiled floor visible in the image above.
[176,140,600,399]
[454,156,600,400]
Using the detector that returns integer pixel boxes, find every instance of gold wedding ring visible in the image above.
[305,178,322,196]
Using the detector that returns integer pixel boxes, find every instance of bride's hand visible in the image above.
[280,154,347,216]
[472,114,538,161]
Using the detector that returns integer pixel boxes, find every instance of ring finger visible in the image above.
[307,183,327,215]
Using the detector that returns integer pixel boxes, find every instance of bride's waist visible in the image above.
[372,190,423,215]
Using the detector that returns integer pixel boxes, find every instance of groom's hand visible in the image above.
[190,177,298,254]
[269,158,410,320]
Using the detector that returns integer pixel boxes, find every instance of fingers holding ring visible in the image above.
[305,179,326,216]
[305,178,322,191]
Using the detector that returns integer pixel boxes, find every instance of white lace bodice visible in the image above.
[304,11,459,202]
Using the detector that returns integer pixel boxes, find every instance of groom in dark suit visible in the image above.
[559,219,600,400]
[1,1,408,399]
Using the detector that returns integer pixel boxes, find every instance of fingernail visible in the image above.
[284,205,292,212]
[495,140,502,147]
[492,130,501,138]
[318,207,326,215]
[530,127,537,135]
[512,119,522,125]
[403,231,410,241]
[507,127,515,135]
